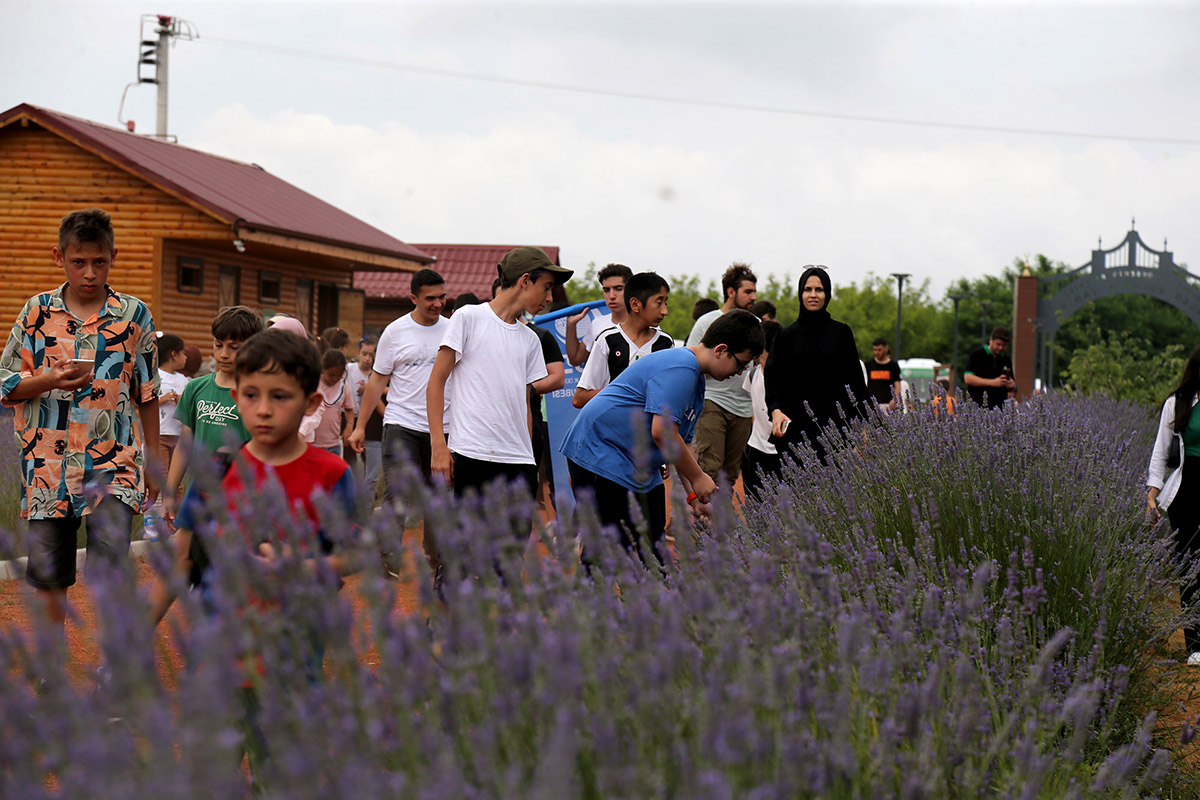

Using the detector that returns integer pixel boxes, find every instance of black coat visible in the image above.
[764,312,868,454]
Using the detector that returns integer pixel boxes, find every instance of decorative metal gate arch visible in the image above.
[1013,225,1200,392]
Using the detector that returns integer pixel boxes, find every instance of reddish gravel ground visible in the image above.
[0,527,431,689]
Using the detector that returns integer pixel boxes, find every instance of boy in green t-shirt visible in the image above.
[164,306,264,519]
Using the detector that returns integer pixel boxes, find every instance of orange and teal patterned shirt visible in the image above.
[0,283,158,519]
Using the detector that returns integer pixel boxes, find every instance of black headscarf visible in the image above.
[797,266,832,325]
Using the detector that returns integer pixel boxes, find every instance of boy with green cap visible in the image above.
[426,246,572,550]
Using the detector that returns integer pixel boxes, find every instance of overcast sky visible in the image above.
[4,1,1199,299]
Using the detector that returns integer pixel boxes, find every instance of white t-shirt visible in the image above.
[158,369,190,437]
[440,303,547,465]
[577,324,673,393]
[345,362,368,415]
[374,313,448,433]
[576,309,612,357]
[685,308,753,417]
[743,363,776,455]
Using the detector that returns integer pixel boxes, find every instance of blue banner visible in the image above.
[534,300,610,511]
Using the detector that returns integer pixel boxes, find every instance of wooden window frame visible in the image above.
[177,257,204,295]
[258,270,282,305]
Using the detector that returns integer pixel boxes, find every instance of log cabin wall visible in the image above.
[1,122,362,348]
[363,300,413,336]
[0,122,227,329]
[157,240,357,348]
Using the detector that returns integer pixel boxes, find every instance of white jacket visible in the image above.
[1148,393,1199,511]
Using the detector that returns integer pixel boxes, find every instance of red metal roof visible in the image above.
[0,103,433,263]
[355,244,561,300]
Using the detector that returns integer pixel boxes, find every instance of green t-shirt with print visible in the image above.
[1185,401,1200,458]
[174,372,249,454]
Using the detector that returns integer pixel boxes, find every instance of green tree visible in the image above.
[1060,333,1185,406]
[827,274,949,362]
[565,264,717,343]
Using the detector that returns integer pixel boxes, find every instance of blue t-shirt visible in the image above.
[560,347,705,493]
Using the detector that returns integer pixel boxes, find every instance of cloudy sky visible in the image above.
[4,1,1199,298]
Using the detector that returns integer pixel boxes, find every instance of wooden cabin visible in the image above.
[355,244,565,333]
[0,103,432,347]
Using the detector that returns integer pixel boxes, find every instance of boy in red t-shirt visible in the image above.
[151,327,358,618]
[150,327,358,782]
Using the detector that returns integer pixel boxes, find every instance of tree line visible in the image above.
[565,256,1200,407]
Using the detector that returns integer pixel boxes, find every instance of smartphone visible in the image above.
[66,358,94,370]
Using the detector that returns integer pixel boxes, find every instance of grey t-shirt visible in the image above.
[684,308,753,418]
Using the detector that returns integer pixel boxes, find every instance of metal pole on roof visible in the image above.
[155,16,171,138]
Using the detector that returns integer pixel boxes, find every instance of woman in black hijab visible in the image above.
[764,265,869,464]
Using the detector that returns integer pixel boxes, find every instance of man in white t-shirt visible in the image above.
[564,263,631,366]
[684,262,758,482]
[427,247,572,551]
[349,269,448,502]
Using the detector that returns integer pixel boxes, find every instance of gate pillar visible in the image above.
[1012,270,1039,400]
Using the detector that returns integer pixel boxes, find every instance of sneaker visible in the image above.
[1187,652,1200,666]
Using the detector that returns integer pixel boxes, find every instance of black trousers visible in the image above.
[740,445,782,503]
[568,459,667,568]
[451,453,537,538]
[1171,455,1200,652]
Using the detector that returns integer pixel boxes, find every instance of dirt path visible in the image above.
[0,528,430,689]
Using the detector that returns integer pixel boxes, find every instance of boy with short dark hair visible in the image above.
[0,207,159,633]
[153,327,358,616]
[156,333,189,470]
[865,336,902,413]
[151,327,358,780]
[573,271,673,408]
[165,306,264,518]
[427,247,572,537]
[562,309,764,565]
[565,262,632,366]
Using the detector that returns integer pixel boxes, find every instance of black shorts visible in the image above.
[25,496,135,591]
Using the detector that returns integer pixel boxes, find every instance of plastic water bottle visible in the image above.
[143,512,164,542]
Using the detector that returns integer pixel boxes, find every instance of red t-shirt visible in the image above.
[221,444,357,550]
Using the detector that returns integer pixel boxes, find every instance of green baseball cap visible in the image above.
[497,246,574,285]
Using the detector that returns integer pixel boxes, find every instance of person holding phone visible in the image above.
[964,326,1016,409]
[0,207,159,647]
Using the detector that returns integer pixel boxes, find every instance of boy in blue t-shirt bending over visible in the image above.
[561,309,763,565]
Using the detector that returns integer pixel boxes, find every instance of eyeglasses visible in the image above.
[729,352,752,373]
[801,264,830,271]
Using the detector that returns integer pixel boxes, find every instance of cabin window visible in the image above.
[258,271,282,305]
[177,257,204,295]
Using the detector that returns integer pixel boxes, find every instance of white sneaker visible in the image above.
[1186,652,1200,666]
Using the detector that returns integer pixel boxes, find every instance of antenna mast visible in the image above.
[118,14,198,139]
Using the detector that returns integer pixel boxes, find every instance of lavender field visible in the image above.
[0,394,1197,798]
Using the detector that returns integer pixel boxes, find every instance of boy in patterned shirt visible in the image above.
[0,208,159,633]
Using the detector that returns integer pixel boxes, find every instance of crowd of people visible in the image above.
[5,207,1200,777]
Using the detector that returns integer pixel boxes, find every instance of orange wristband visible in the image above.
[686,492,698,504]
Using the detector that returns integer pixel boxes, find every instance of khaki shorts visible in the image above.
[693,400,754,482]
